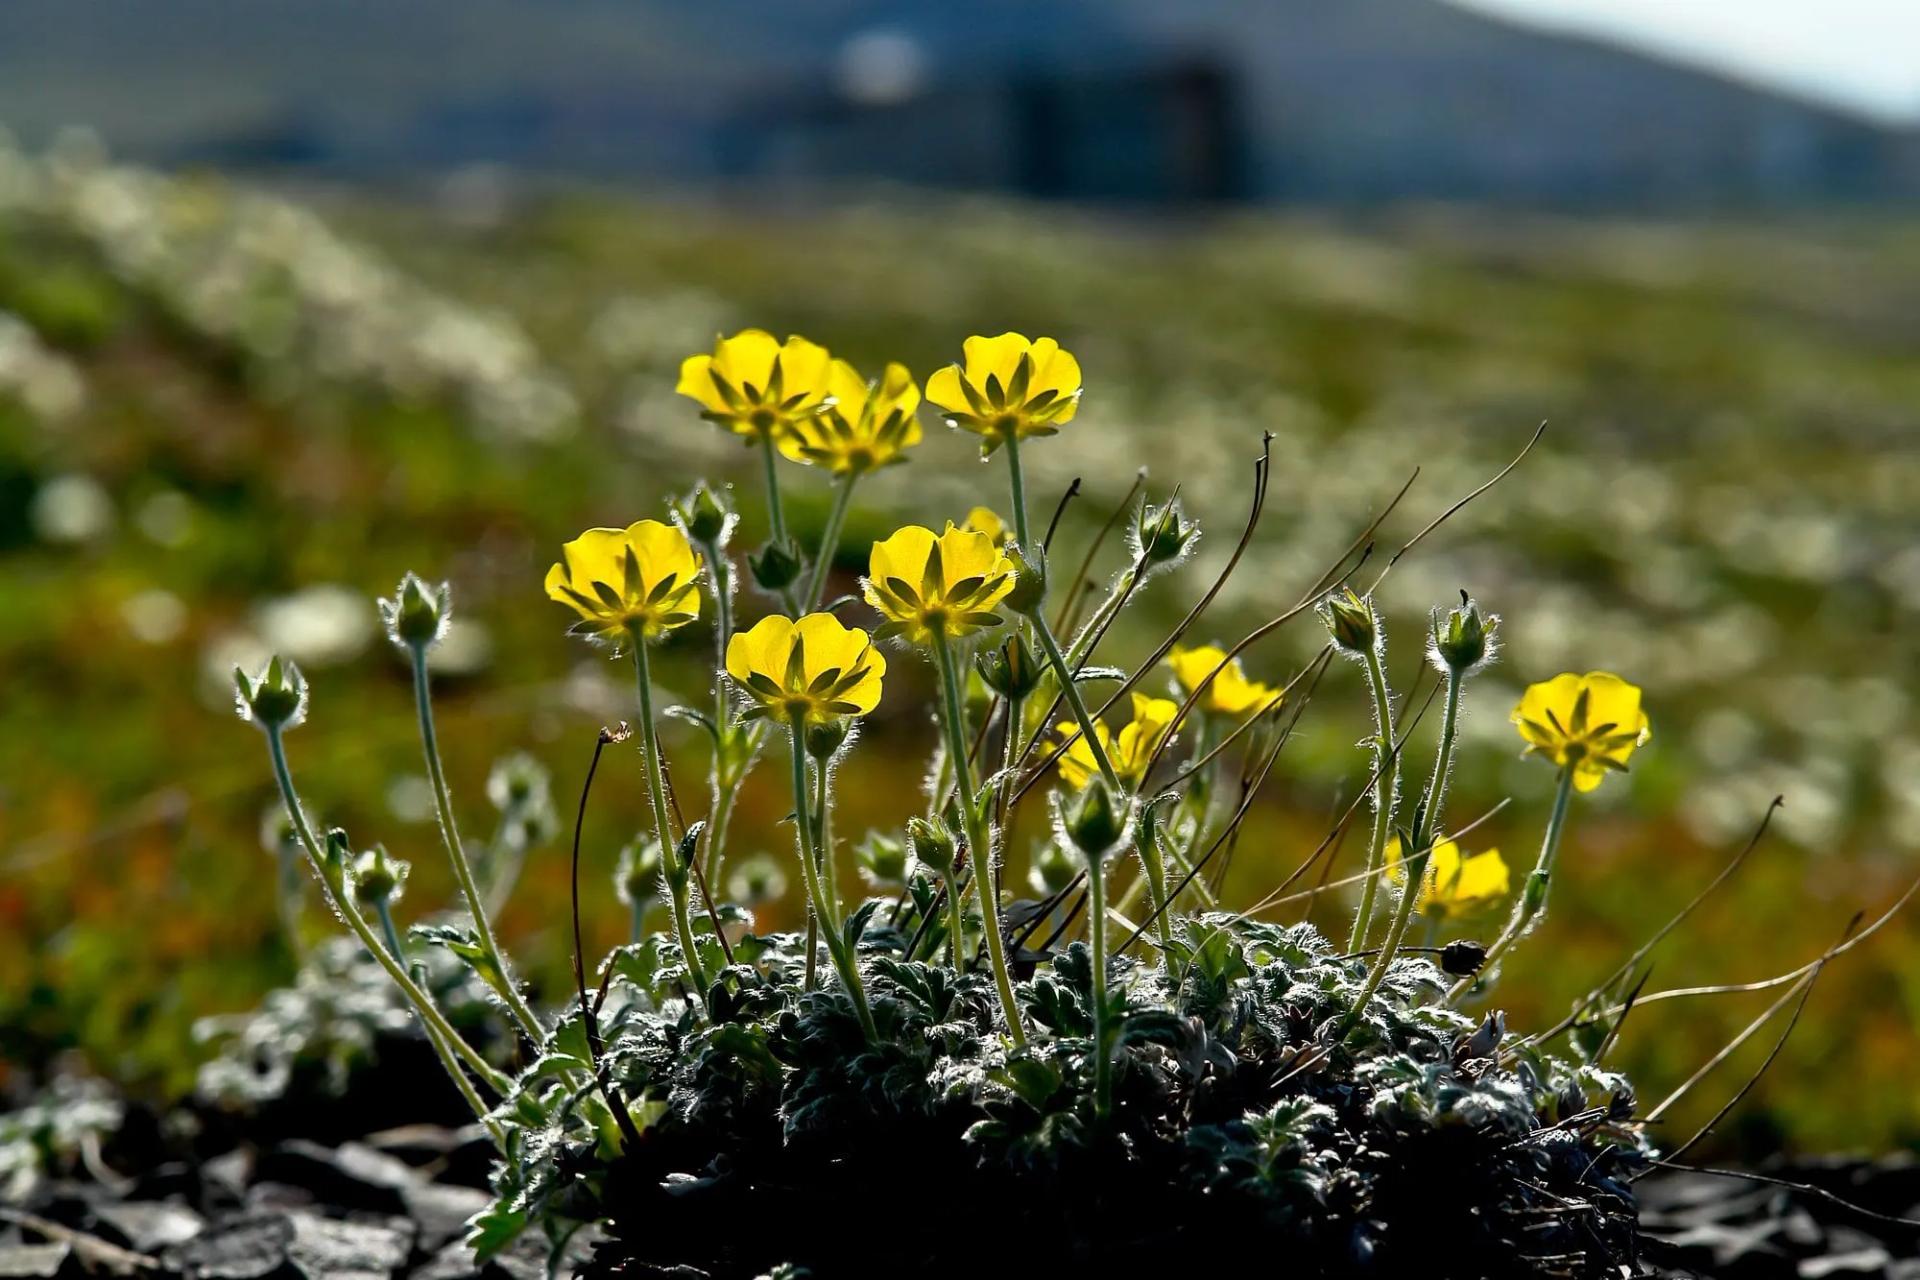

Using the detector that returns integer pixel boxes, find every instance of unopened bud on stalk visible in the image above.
[1028,840,1076,895]
[805,717,851,760]
[906,815,961,879]
[1001,545,1048,614]
[350,843,410,909]
[234,656,309,732]
[1428,590,1499,677]
[749,537,804,592]
[977,634,1042,699]
[726,853,787,907]
[675,483,732,544]
[379,572,452,650]
[321,826,351,872]
[1133,497,1199,568]
[1060,777,1124,859]
[1320,588,1378,657]
[615,836,663,906]
[855,831,908,886]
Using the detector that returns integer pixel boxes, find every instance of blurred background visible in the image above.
[2,0,1918,1159]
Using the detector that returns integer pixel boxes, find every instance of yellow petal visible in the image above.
[727,614,794,687]
[960,332,1033,394]
[708,329,781,396]
[675,353,727,413]
[1025,336,1082,404]
[867,526,936,598]
[1579,671,1649,743]
[924,364,969,415]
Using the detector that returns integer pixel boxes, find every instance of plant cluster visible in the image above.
[223,325,1685,1277]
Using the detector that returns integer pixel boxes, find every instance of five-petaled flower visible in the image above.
[1167,643,1282,718]
[1056,693,1178,791]
[545,520,703,646]
[926,333,1081,453]
[1512,671,1650,792]
[676,329,833,442]
[726,613,886,726]
[778,360,921,473]
[1387,836,1510,921]
[863,523,1015,644]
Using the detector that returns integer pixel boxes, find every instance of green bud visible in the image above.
[1133,498,1199,567]
[805,717,850,760]
[350,843,410,909]
[379,572,451,650]
[321,826,351,872]
[1319,588,1377,656]
[1060,778,1124,859]
[233,656,309,731]
[855,831,908,886]
[1428,591,1499,677]
[976,634,1042,700]
[905,815,961,879]
[726,853,787,907]
[487,752,549,813]
[1000,544,1048,614]
[1027,840,1075,895]
[749,537,804,592]
[675,483,731,544]
[615,836,663,906]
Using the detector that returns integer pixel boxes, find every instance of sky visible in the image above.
[1451,0,1920,123]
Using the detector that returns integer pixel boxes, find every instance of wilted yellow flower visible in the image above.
[676,329,833,442]
[778,359,921,473]
[964,506,1010,547]
[1167,643,1282,718]
[1512,671,1651,792]
[725,613,885,725]
[925,333,1081,449]
[863,523,1015,644]
[545,520,703,644]
[1056,693,1178,790]
[1387,837,1509,920]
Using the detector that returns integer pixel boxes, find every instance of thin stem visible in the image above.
[931,629,1027,1046]
[787,719,877,1040]
[944,870,967,971]
[1028,613,1123,794]
[633,642,710,1000]
[1133,817,1176,952]
[804,471,858,609]
[697,529,745,887]
[759,432,789,544]
[1454,766,1576,1000]
[408,642,543,1043]
[264,729,512,1098]
[814,751,843,921]
[373,898,502,1141]
[1004,433,1031,549]
[1346,644,1399,953]
[1345,669,1463,1037]
[1086,856,1113,1118]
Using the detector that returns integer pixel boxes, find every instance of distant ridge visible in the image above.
[0,0,1913,205]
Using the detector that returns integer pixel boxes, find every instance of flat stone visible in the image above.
[1801,1249,1894,1279]
[283,1213,410,1280]
[399,1184,491,1255]
[252,1144,417,1218]
[0,1244,76,1280]
[161,1213,295,1280]
[90,1200,207,1253]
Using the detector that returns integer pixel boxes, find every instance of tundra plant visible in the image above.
[236,329,1672,1276]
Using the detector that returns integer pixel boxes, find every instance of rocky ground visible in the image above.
[5,1122,1917,1279]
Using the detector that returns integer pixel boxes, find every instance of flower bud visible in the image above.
[976,634,1042,700]
[379,572,451,651]
[487,752,550,814]
[855,831,908,886]
[749,537,804,592]
[321,826,351,872]
[350,843,410,910]
[1060,778,1124,859]
[726,853,787,907]
[675,483,732,544]
[1319,588,1377,656]
[1428,591,1499,677]
[805,717,851,760]
[233,656,309,732]
[1000,544,1048,615]
[615,836,663,906]
[259,807,298,858]
[1027,840,1075,895]
[906,815,961,879]
[1133,498,1199,567]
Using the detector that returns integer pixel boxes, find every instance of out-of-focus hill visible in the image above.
[1,0,1916,204]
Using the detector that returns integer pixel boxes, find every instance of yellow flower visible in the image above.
[725,613,886,725]
[1167,643,1282,718]
[1387,837,1510,921]
[925,332,1081,450]
[676,329,833,442]
[545,520,703,644]
[863,523,1015,644]
[964,506,1010,547]
[1512,671,1651,792]
[777,359,922,473]
[1056,693,1179,790]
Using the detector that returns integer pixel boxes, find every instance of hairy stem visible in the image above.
[633,642,710,1001]
[1086,855,1113,1118]
[1004,432,1031,549]
[1028,613,1124,794]
[787,718,876,1040]
[1347,643,1400,953]
[1455,765,1576,1000]
[803,471,858,609]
